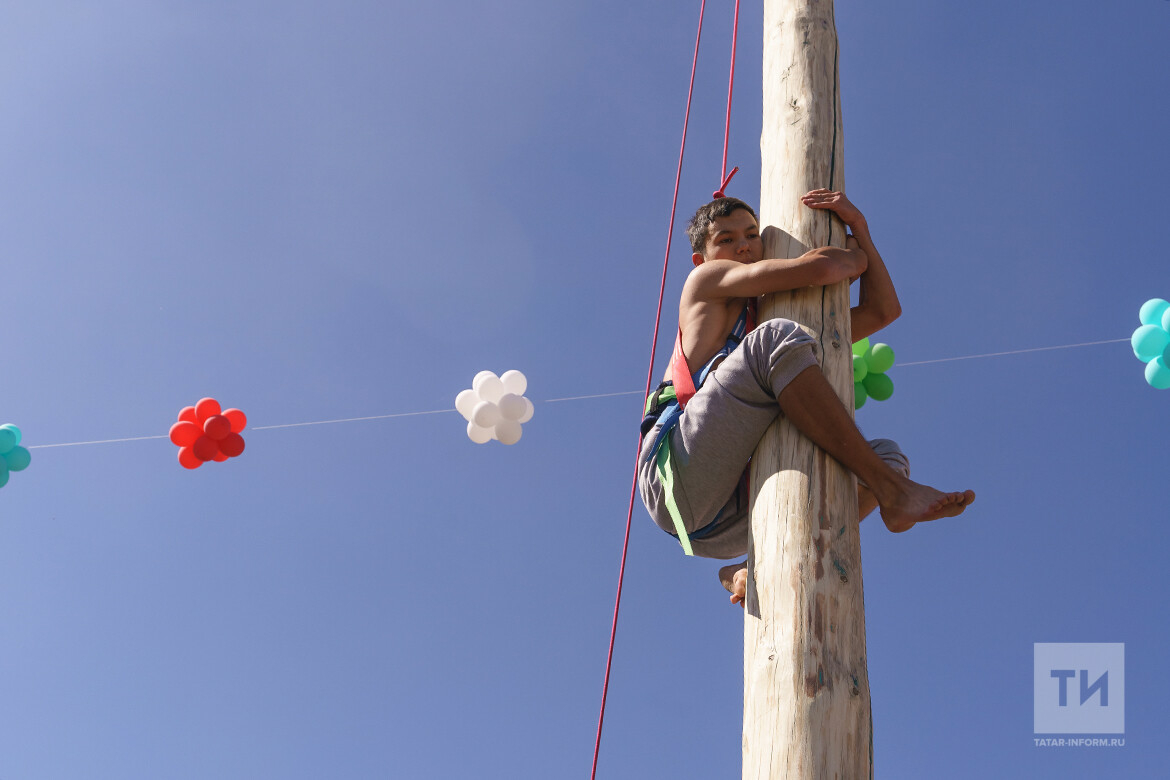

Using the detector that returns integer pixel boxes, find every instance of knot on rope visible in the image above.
[713,166,739,199]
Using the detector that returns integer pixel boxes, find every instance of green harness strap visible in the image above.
[654,439,694,557]
[645,383,694,556]
[644,384,677,414]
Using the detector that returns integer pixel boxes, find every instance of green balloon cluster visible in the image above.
[1132,298,1170,389]
[0,424,31,488]
[852,338,895,409]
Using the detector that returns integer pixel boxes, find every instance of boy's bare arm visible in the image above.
[848,220,901,342]
[687,246,867,303]
[801,189,901,342]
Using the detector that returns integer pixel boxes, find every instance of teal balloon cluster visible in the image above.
[1132,298,1170,389]
[0,424,31,487]
[852,337,895,409]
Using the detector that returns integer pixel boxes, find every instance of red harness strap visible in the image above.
[669,299,757,409]
[669,330,699,408]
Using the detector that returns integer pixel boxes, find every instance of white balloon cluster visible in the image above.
[455,370,534,445]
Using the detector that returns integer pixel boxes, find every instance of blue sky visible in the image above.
[1,1,1167,778]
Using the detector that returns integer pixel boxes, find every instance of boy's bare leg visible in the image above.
[858,485,879,523]
[776,365,974,531]
[718,365,975,608]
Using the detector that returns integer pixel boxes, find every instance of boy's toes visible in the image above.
[934,491,974,519]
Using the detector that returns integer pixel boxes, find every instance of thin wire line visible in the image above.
[543,391,643,404]
[251,409,456,430]
[22,339,1132,450]
[29,434,169,450]
[26,411,462,448]
[894,338,1128,367]
[22,394,641,450]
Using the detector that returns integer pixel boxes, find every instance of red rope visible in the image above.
[589,0,708,777]
[591,0,743,773]
[718,0,742,190]
[713,165,739,200]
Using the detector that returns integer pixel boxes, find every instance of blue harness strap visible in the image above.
[642,302,753,462]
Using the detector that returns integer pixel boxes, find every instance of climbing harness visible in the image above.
[640,299,756,555]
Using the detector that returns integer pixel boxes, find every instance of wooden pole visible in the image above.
[743,1,872,778]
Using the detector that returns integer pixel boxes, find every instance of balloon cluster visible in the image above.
[1132,298,1170,389]
[852,338,895,409]
[0,424,31,488]
[168,398,247,469]
[455,370,534,445]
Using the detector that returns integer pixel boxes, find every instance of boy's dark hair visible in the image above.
[686,197,758,255]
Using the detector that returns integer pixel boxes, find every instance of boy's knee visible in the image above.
[868,438,910,478]
[739,319,819,395]
[748,318,816,352]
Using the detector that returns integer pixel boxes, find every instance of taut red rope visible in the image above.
[590,0,743,774]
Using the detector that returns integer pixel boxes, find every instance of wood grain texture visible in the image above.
[744,1,872,778]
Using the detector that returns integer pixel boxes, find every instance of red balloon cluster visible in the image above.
[169,397,247,469]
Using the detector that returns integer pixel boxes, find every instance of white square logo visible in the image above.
[1034,643,1124,734]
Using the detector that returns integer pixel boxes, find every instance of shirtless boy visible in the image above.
[638,190,975,606]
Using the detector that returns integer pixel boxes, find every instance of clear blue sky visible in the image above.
[1,1,1167,778]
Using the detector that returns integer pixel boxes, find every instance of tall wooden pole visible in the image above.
[744,1,872,778]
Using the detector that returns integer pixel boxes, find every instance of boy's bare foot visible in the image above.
[713,483,972,608]
[878,478,975,533]
[719,561,748,608]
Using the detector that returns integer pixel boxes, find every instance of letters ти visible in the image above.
[1050,669,1108,706]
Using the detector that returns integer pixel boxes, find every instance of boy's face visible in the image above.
[694,208,762,266]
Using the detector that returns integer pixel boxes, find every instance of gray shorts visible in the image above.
[638,319,910,559]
